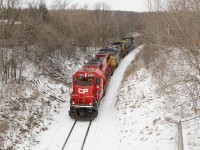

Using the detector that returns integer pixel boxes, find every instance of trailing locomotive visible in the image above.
[69,36,136,120]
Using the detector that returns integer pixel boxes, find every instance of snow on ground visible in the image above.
[183,118,200,150]
[32,98,73,150]
[113,47,200,150]
[115,68,177,150]
[1,76,67,150]
[5,44,199,150]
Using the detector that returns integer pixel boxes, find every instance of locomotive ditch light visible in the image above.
[89,102,92,105]
[85,73,87,77]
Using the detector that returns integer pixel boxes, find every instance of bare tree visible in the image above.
[146,0,200,118]
[52,0,71,10]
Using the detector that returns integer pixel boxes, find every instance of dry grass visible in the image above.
[122,45,161,86]
[0,122,9,134]
[0,121,9,147]
[123,51,145,81]
[123,45,158,80]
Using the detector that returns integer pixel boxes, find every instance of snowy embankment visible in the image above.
[113,47,200,150]
[0,47,96,150]
[115,69,177,150]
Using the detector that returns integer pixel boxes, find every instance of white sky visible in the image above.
[46,0,148,12]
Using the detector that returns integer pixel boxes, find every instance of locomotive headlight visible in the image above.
[96,85,100,89]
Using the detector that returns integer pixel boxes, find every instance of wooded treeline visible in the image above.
[142,0,200,120]
[0,0,141,84]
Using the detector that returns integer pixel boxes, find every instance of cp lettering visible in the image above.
[78,88,88,94]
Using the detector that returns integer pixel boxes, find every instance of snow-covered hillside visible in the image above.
[1,45,199,150]
[114,48,200,150]
[0,47,97,150]
[115,68,177,150]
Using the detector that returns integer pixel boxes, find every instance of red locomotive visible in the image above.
[69,36,135,120]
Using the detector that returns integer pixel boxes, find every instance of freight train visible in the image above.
[69,36,138,120]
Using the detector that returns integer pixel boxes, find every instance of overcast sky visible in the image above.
[46,0,148,12]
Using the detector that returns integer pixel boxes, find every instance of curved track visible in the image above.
[61,120,92,150]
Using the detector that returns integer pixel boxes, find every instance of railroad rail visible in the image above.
[81,121,92,150]
[61,120,92,150]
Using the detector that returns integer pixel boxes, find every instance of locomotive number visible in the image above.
[78,88,88,94]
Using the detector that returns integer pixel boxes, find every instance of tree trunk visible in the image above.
[18,51,24,84]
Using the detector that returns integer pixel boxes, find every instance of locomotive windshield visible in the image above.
[74,76,94,86]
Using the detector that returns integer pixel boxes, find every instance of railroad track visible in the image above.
[61,120,92,150]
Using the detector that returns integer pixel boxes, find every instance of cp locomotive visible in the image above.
[69,36,135,120]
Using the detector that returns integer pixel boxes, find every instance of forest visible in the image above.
[0,0,142,84]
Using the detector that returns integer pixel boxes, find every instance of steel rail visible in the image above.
[61,120,77,150]
[81,120,92,150]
